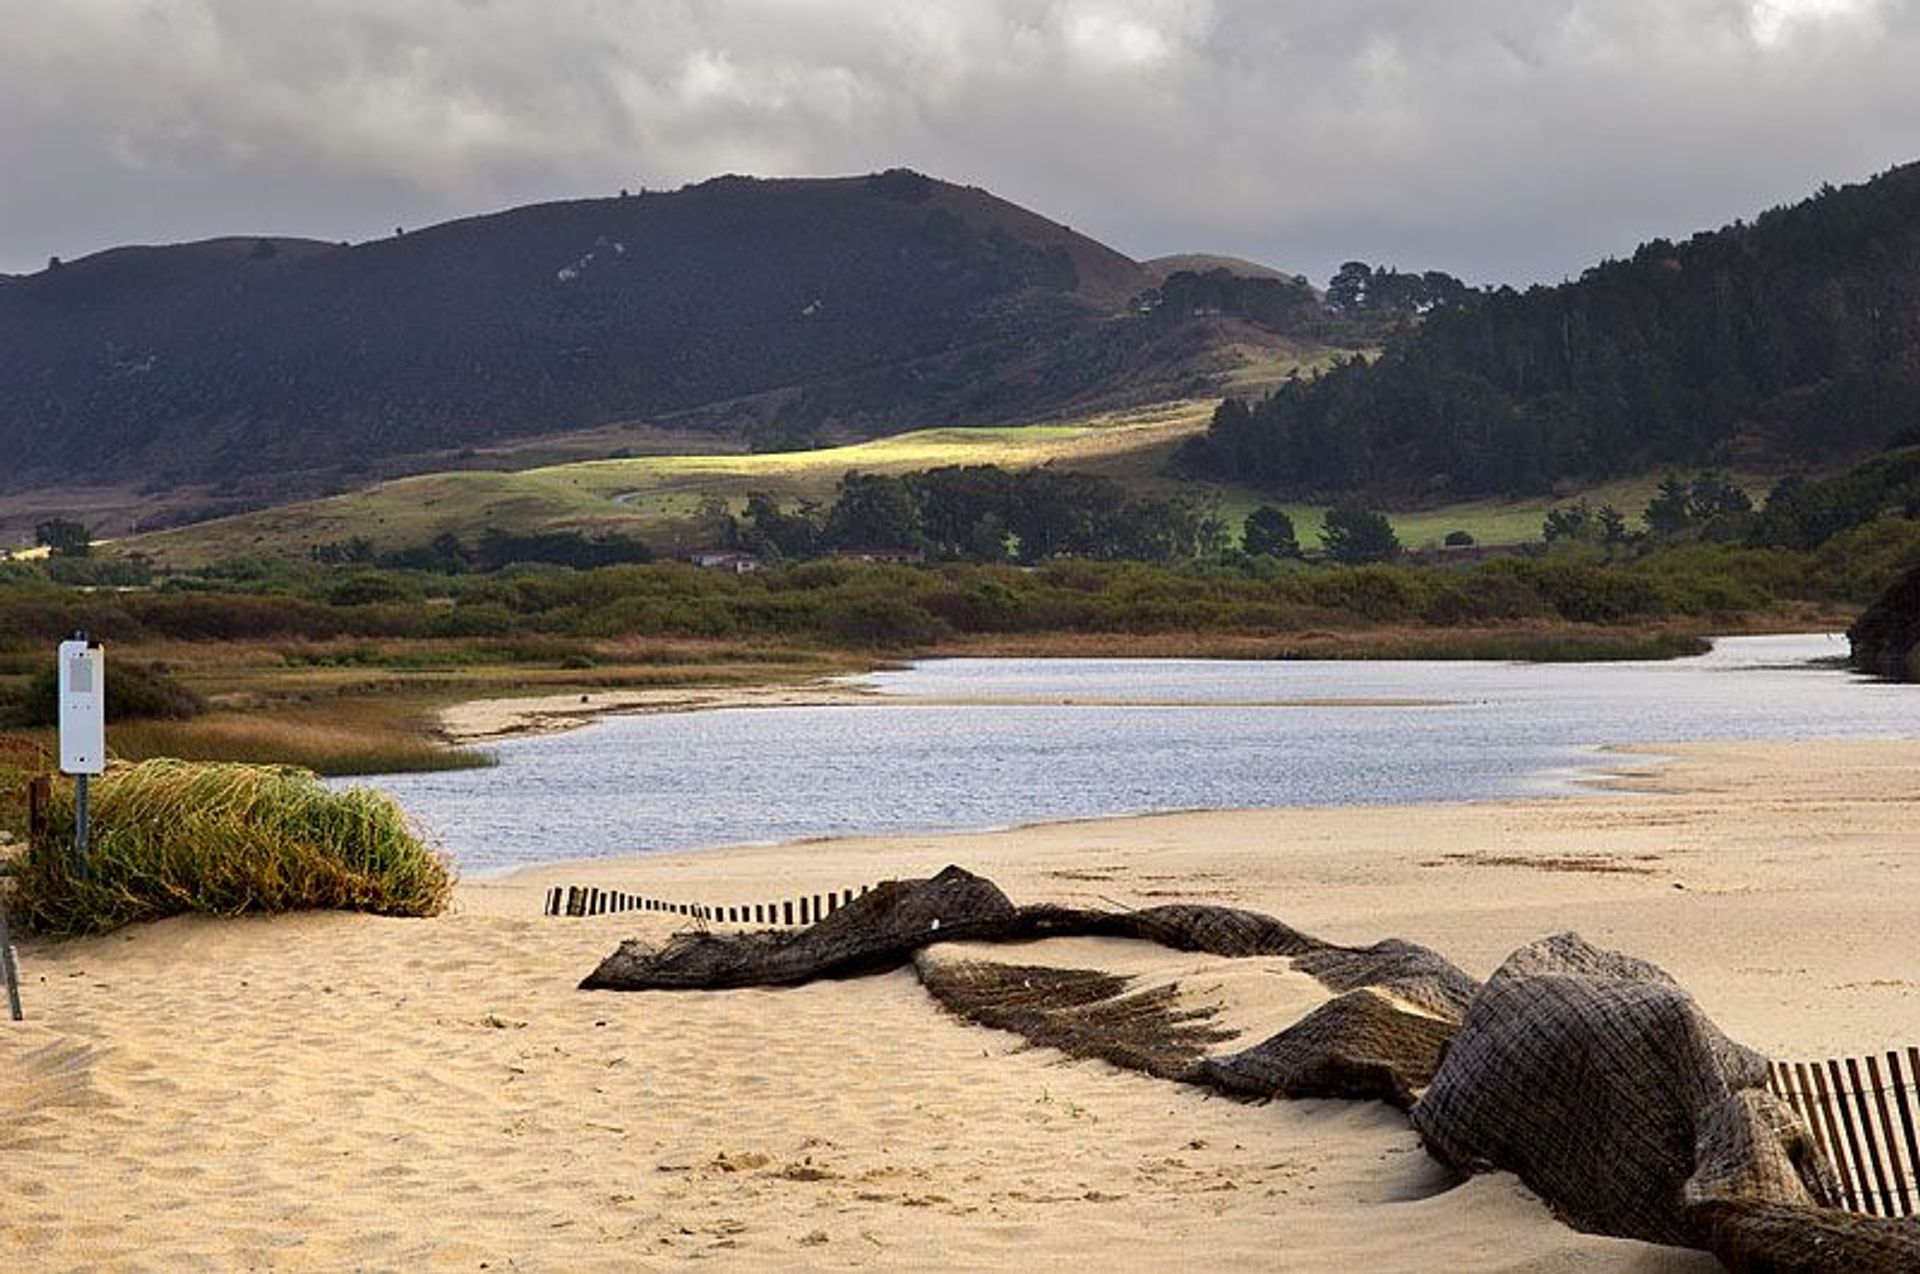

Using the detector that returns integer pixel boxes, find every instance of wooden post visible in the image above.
[28,773,50,840]
[1810,1062,1859,1210]
[1896,1050,1920,1217]
[1828,1058,1874,1213]
[1783,1063,1839,1204]
[1866,1055,1911,1216]
[0,904,22,1021]
[1849,1056,1895,1215]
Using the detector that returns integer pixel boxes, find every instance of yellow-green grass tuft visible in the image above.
[10,759,453,935]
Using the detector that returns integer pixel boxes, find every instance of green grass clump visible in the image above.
[10,759,453,935]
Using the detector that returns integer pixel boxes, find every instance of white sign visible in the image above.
[57,639,105,775]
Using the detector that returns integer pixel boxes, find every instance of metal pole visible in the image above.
[0,905,22,1021]
[74,772,89,878]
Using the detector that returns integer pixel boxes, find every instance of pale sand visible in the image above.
[438,683,1443,745]
[439,682,874,744]
[6,739,1919,1271]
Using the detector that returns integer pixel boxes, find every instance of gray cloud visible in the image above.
[4,0,1918,283]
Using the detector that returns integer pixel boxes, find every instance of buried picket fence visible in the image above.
[544,883,873,928]
[1766,1050,1920,1218]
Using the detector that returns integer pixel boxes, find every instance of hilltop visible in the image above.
[1180,161,1920,500]
[0,170,1324,531]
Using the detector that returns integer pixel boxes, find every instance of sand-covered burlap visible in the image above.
[583,868,1920,1269]
[1410,933,1920,1269]
[579,864,1021,989]
[911,956,1237,1081]
[1202,989,1459,1108]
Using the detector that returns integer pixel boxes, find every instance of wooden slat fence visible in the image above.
[1767,1050,1920,1217]
[544,883,873,927]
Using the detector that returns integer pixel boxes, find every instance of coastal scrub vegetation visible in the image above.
[0,513,1897,659]
[2,440,1916,774]
[8,759,452,935]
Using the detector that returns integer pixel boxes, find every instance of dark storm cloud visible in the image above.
[4,1,1917,283]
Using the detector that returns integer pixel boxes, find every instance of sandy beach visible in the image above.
[5,737,1918,1271]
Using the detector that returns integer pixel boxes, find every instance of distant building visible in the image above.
[832,547,925,565]
[686,549,763,573]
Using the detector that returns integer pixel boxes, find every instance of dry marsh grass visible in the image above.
[109,712,493,776]
[55,639,855,776]
[10,759,452,936]
[922,624,1718,662]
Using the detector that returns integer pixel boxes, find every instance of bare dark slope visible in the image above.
[0,171,1268,497]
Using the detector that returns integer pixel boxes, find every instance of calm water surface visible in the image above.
[358,633,1910,873]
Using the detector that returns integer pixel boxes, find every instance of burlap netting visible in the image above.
[578,865,1023,990]
[1411,932,1918,1269]
[581,866,1920,1270]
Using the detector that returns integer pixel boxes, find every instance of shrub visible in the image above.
[10,759,453,935]
[817,595,948,647]
[1304,566,1428,621]
[7,659,207,726]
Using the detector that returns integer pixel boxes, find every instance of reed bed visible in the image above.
[107,714,496,776]
[10,759,452,935]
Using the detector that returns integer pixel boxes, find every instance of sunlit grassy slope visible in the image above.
[122,391,1716,568]
[126,400,1220,567]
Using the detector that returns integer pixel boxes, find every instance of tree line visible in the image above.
[1178,162,1920,498]
[728,466,1227,564]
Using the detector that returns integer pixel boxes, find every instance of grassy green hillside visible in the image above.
[119,383,1752,569]
[124,400,1219,568]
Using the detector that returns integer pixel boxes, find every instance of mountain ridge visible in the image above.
[0,170,1318,514]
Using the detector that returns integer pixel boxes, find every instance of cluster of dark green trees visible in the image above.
[1180,163,1920,497]
[729,466,1226,564]
[311,528,654,573]
[1541,448,1920,555]
[1238,505,1402,565]
[1324,262,1472,316]
[32,518,91,557]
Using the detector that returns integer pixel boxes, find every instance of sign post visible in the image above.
[0,905,20,1020]
[57,633,105,877]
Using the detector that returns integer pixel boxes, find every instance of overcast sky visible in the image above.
[4,0,1918,284]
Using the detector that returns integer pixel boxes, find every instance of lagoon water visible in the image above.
[358,633,1911,873]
